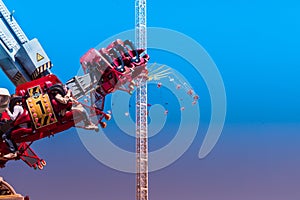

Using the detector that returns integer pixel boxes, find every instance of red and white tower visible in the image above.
[135,0,148,200]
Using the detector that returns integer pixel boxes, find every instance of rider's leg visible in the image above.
[2,128,16,153]
[72,104,98,130]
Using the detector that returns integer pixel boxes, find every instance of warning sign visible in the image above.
[36,53,44,62]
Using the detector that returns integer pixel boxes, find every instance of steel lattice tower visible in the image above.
[135,0,148,200]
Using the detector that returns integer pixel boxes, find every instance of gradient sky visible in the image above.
[1,0,300,200]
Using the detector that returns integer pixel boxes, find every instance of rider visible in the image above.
[0,89,11,140]
[0,109,11,136]
[2,95,23,159]
[0,88,10,113]
[49,84,98,131]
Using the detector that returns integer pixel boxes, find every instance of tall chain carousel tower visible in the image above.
[135,0,148,200]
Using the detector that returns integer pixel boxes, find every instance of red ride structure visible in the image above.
[0,39,149,170]
[79,39,149,127]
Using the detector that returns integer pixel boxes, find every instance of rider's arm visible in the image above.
[55,93,70,104]
[65,90,78,103]
[65,90,71,98]
[6,106,23,121]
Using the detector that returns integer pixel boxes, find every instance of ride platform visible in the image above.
[0,178,28,200]
[0,195,25,200]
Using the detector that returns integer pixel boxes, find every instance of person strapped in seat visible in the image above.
[48,84,98,131]
[2,95,24,159]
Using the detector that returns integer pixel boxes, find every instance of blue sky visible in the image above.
[2,0,299,124]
